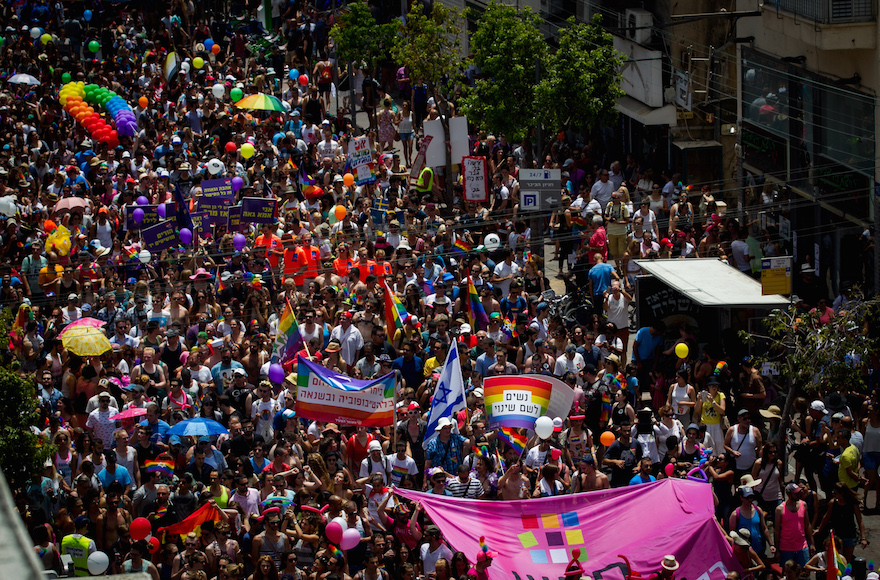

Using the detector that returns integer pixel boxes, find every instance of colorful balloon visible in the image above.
[132,208,144,223]
[88,40,100,53]
[193,57,204,70]
[534,416,554,440]
[298,74,308,85]
[230,88,243,101]
[343,173,354,187]
[340,528,361,551]
[334,205,347,221]
[231,176,244,191]
[675,343,689,359]
[268,363,285,384]
[240,143,255,159]
[225,142,237,153]
[204,39,214,51]
[326,521,343,544]
[83,9,93,21]
[138,250,151,264]
[87,552,110,575]
[136,196,149,206]
[212,83,225,100]
[130,517,151,541]
[233,233,247,252]
[211,44,220,55]
[40,33,51,45]
[600,431,615,447]
[179,228,193,245]
[664,463,675,477]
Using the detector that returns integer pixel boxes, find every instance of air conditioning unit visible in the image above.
[625,8,652,45]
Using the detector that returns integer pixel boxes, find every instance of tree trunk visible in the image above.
[776,375,799,477]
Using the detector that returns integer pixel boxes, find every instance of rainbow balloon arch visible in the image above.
[58,82,139,148]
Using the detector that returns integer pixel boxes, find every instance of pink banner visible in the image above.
[396,479,739,580]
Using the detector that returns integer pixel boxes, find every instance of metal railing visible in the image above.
[775,0,874,23]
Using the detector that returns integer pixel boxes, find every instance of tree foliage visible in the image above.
[460,2,547,142]
[535,15,624,135]
[0,308,52,491]
[329,1,396,73]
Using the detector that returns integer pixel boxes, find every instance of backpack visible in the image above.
[320,66,332,83]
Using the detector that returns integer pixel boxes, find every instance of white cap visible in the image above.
[368,440,382,452]
[810,400,828,414]
[460,323,472,333]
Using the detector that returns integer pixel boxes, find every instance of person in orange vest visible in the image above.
[299,233,321,289]
[254,224,283,270]
[282,234,308,289]
[353,247,377,282]
[333,245,354,281]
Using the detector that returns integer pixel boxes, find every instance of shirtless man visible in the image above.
[497,462,530,500]
[572,456,609,492]
[314,265,343,288]
[240,338,268,385]
[96,491,132,551]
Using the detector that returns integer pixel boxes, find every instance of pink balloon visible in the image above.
[340,528,361,550]
[664,463,675,477]
[325,521,343,544]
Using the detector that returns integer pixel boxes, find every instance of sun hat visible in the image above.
[730,528,751,547]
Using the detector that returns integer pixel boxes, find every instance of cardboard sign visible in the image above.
[409,135,433,186]
[141,220,178,253]
[241,197,277,223]
[348,135,376,186]
[462,156,488,202]
[198,194,234,226]
[126,205,159,230]
[423,116,468,168]
[201,178,235,198]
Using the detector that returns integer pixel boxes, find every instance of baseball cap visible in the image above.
[233,368,247,377]
[460,323,472,333]
[368,440,382,453]
[198,436,211,443]
[739,486,754,498]
[74,516,90,528]
[785,482,800,495]
[810,400,828,414]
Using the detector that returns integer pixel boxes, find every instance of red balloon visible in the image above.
[225,141,237,153]
[298,74,308,85]
[131,517,151,541]
[148,536,161,554]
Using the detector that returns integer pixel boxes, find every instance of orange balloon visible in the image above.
[211,44,220,55]
[138,96,148,109]
[599,431,615,447]
[334,205,347,221]
[75,112,89,122]
[343,173,354,187]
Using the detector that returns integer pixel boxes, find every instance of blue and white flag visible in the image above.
[422,342,467,450]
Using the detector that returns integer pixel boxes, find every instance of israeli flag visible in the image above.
[422,342,467,450]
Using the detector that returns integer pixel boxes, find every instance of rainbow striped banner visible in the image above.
[484,375,575,430]
[467,275,489,331]
[296,358,396,427]
[144,459,175,477]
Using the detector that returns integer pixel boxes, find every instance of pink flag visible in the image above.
[396,479,739,580]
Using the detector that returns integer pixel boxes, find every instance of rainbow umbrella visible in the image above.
[234,93,285,112]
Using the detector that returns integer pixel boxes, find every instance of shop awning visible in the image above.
[634,258,791,308]
[616,96,678,127]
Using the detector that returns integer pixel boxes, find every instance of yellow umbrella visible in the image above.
[61,325,112,357]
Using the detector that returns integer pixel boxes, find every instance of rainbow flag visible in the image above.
[467,275,489,331]
[155,506,168,518]
[502,316,518,339]
[452,239,472,257]
[494,447,506,474]
[272,299,303,365]
[384,282,409,342]
[827,532,847,580]
[144,459,175,477]
[287,158,298,171]
[157,502,221,542]
[498,427,527,456]
[484,374,575,430]
[299,168,322,200]
[571,215,590,234]
[261,496,295,509]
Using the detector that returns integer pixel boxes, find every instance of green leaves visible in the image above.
[330,2,397,73]
[536,15,625,135]
[460,2,547,142]
[391,2,462,89]
[0,365,52,491]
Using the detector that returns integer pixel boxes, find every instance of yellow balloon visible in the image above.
[675,343,689,359]
[193,57,204,70]
[240,143,255,159]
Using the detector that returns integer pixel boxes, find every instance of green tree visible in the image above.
[0,308,52,492]
[741,296,879,462]
[536,15,624,138]
[391,1,463,207]
[460,2,547,147]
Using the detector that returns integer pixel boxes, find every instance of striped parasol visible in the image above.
[234,93,285,112]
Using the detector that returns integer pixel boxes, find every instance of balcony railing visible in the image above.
[775,0,874,22]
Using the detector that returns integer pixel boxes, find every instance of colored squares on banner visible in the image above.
[571,548,589,562]
[546,532,564,547]
[561,512,580,527]
[550,549,569,563]
[518,532,538,549]
[566,529,584,545]
[530,550,549,564]
[521,515,540,529]
[541,514,560,528]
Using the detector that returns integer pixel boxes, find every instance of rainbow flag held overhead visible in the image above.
[384,282,410,341]
[144,459,175,477]
[498,427,527,456]
[571,215,590,234]
[287,158,298,171]
[494,447,506,474]
[827,531,847,580]
[272,299,303,365]
[502,316,518,339]
[157,502,221,542]
[467,275,489,331]
[299,168,323,200]
[452,239,472,257]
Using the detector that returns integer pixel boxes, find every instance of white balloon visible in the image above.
[87,551,110,575]
[206,159,223,175]
[331,516,348,530]
[181,61,191,73]
[30,27,41,39]
[138,249,151,264]
[484,233,501,251]
[534,416,554,440]
[212,83,226,100]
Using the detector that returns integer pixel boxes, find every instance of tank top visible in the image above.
[828,500,858,538]
[160,341,183,373]
[259,532,287,570]
[731,427,757,470]
[294,539,315,570]
[864,420,880,453]
[398,112,413,133]
[648,195,665,217]
[96,222,113,249]
[214,486,230,509]
[670,384,691,422]
[756,462,781,502]
[734,506,763,552]
[55,449,73,486]
[779,500,807,551]
[612,404,628,425]
[59,278,78,296]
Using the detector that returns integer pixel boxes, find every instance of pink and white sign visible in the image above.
[396,479,739,580]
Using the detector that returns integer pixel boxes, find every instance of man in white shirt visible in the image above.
[330,311,364,367]
[590,168,615,208]
[420,525,454,575]
[492,249,521,297]
[555,343,586,383]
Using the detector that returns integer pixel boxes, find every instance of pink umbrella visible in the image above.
[58,317,107,336]
[113,407,147,420]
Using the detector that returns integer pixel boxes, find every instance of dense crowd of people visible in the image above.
[1,0,877,579]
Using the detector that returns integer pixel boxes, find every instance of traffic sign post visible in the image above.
[519,168,562,263]
[761,256,792,295]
